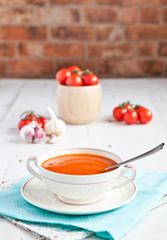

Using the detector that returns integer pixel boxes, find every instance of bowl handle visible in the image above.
[113,164,136,189]
[26,156,43,181]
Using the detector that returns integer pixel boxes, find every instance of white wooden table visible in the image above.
[0,79,167,240]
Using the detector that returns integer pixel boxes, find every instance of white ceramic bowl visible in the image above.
[27,148,136,205]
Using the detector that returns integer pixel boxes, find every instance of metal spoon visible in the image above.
[104,143,165,172]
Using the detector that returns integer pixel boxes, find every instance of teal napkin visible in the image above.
[0,170,167,240]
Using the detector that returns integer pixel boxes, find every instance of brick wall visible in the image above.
[0,0,167,79]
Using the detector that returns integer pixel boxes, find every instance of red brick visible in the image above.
[140,8,159,23]
[1,26,47,40]
[0,0,24,4]
[96,0,122,4]
[12,8,34,24]
[50,0,92,4]
[136,42,156,57]
[18,43,43,57]
[119,7,138,23]
[0,8,11,24]
[159,43,167,56]
[162,8,167,22]
[84,7,137,23]
[126,26,167,40]
[98,60,115,74]
[25,0,46,4]
[84,8,118,23]
[88,43,133,59]
[96,25,124,41]
[125,0,167,4]
[0,0,46,5]
[96,26,112,41]
[0,61,5,75]
[57,61,96,72]
[0,44,16,57]
[36,8,80,24]
[51,26,93,41]
[44,43,85,58]
[117,60,163,76]
[8,60,54,75]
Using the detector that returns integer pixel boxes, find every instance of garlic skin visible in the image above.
[46,134,57,144]
[44,106,66,136]
[20,121,45,143]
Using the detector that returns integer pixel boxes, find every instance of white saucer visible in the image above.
[21,177,137,215]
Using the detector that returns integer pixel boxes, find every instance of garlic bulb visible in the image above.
[44,106,66,136]
[20,121,46,143]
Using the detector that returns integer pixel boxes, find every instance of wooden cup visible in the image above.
[56,84,102,125]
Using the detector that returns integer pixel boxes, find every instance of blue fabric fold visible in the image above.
[0,170,167,240]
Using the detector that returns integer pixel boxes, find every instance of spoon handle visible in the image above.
[105,143,165,171]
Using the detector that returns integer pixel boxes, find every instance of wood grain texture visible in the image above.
[57,84,101,124]
[0,79,167,240]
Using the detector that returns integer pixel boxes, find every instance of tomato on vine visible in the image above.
[134,105,146,113]
[123,110,138,125]
[138,109,152,124]
[37,116,48,129]
[113,107,127,121]
[113,101,132,121]
[18,111,48,130]
[18,111,37,130]
[18,118,32,130]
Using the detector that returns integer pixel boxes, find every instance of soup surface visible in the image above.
[41,153,118,175]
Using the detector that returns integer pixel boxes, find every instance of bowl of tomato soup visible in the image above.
[27,148,135,205]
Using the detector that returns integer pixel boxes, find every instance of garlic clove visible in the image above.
[20,121,45,143]
[25,129,34,143]
[34,127,45,143]
[46,134,57,144]
[44,106,66,136]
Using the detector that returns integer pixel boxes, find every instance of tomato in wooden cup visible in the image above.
[82,74,99,86]
[56,68,71,85]
[56,66,101,124]
[66,74,83,86]
[55,66,99,87]
[68,66,81,74]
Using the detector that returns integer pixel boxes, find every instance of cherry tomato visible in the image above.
[66,74,83,86]
[82,74,99,86]
[20,111,37,121]
[113,107,127,121]
[18,118,32,130]
[37,117,48,129]
[123,110,138,125]
[124,104,132,111]
[138,109,152,124]
[134,105,146,113]
[68,66,81,74]
[18,111,38,130]
[56,68,71,85]
[25,114,37,120]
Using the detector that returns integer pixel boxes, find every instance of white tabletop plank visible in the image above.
[0,79,167,240]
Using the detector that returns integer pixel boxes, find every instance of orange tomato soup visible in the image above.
[41,153,117,175]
